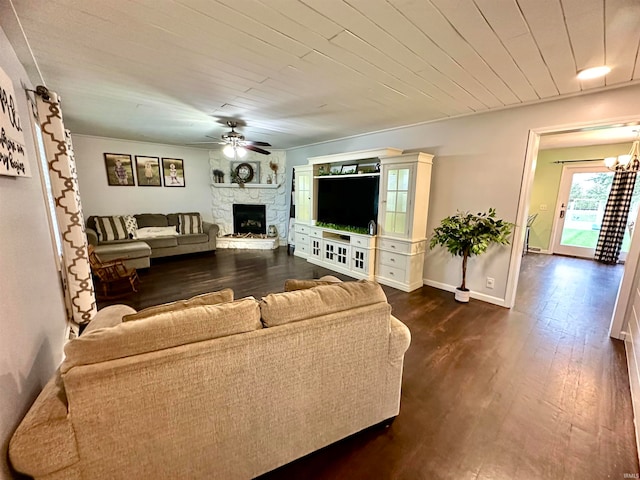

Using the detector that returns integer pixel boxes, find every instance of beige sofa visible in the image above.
[9,280,411,480]
[86,213,219,269]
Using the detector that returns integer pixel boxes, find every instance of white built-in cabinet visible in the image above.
[376,153,433,291]
[293,148,432,291]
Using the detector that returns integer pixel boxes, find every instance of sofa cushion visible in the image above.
[179,212,203,234]
[94,216,129,241]
[134,213,169,228]
[61,297,262,373]
[260,280,388,327]
[94,242,151,261]
[177,233,209,245]
[284,276,342,292]
[122,288,234,322]
[166,213,180,230]
[143,236,179,248]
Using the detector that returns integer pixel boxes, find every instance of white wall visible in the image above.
[73,135,213,221]
[286,84,640,305]
[0,28,67,479]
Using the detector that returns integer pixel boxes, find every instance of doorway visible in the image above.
[507,122,640,339]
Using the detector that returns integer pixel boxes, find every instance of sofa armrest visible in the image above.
[86,227,99,246]
[83,304,137,335]
[389,315,411,364]
[203,221,219,249]
[9,374,79,477]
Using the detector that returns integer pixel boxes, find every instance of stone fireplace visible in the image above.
[210,151,287,249]
[233,204,266,235]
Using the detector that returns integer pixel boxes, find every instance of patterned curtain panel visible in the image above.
[35,89,97,334]
[595,170,638,264]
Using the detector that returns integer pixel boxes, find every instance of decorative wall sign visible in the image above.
[104,153,135,186]
[162,157,185,187]
[231,161,260,184]
[0,66,30,177]
[135,155,161,186]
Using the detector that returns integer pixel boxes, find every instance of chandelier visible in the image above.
[605,133,640,172]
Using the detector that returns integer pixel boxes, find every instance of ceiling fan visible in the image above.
[190,121,272,157]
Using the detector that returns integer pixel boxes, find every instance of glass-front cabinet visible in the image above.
[375,153,433,291]
[295,165,313,224]
[380,164,413,238]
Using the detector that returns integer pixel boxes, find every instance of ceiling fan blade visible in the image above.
[243,140,272,147]
[244,145,271,155]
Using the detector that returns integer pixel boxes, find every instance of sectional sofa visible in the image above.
[9,279,411,479]
[86,213,219,269]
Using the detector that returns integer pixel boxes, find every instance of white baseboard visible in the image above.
[526,248,551,254]
[422,279,509,308]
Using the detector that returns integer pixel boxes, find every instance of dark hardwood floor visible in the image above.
[98,249,639,479]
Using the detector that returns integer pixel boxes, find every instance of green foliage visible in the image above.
[429,209,513,290]
[429,208,513,258]
[230,169,245,187]
[315,221,369,235]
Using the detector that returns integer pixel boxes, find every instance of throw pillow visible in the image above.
[123,215,138,239]
[179,213,203,235]
[122,288,234,322]
[94,216,129,242]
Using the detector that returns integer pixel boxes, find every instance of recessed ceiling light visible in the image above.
[577,66,611,80]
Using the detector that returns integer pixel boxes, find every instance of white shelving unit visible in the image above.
[293,148,433,292]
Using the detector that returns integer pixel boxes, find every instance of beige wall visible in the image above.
[286,84,640,305]
[0,28,67,479]
[73,135,214,221]
[529,143,632,251]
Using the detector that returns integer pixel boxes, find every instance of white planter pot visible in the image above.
[454,288,470,303]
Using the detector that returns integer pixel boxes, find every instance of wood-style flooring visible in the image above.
[98,249,639,479]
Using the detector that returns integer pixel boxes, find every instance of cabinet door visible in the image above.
[324,241,335,262]
[380,164,414,238]
[296,170,312,223]
[310,238,322,260]
[351,247,369,274]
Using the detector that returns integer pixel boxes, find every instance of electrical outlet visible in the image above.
[540,204,548,211]
[486,277,495,289]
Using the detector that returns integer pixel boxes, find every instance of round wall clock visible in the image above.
[235,163,254,183]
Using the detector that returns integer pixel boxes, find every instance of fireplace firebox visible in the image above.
[233,204,266,235]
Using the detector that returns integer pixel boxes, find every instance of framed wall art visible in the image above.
[162,158,185,187]
[135,156,161,186]
[104,153,135,186]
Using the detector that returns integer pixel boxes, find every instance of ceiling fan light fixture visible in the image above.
[577,66,611,80]
[223,144,235,158]
[236,146,247,158]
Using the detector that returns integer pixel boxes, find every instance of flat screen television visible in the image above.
[316,176,379,230]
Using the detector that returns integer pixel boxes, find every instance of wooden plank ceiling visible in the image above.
[1,0,639,149]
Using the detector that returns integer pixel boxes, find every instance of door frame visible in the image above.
[549,164,613,259]
[505,114,640,340]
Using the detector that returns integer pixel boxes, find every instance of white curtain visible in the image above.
[35,88,96,335]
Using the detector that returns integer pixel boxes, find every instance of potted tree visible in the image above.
[429,208,513,303]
